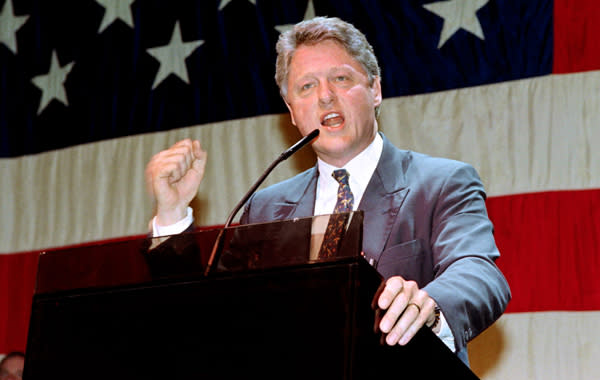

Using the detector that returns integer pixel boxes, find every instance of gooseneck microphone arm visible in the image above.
[203,129,320,276]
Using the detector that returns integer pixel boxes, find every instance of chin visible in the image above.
[316,135,344,147]
[317,143,354,159]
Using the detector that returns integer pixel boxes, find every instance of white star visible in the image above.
[275,0,316,34]
[31,50,75,115]
[423,0,488,48]
[146,21,204,90]
[95,0,135,34]
[218,0,256,11]
[0,0,29,54]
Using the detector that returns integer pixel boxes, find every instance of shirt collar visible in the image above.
[317,133,383,201]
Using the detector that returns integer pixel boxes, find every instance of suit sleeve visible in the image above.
[422,163,511,352]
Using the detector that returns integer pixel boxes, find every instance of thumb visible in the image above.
[191,142,207,179]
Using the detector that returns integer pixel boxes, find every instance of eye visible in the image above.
[335,75,348,82]
[301,82,315,91]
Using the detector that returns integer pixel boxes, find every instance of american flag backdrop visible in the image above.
[1,0,599,378]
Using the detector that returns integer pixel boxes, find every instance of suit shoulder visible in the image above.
[386,147,484,197]
[406,150,474,171]
[241,166,317,224]
[253,167,317,202]
[381,136,476,177]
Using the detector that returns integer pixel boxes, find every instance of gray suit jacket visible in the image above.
[240,133,511,364]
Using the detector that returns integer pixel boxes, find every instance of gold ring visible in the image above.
[407,303,421,313]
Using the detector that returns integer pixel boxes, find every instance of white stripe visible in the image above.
[378,70,600,197]
[0,114,312,253]
[1,71,599,253]
[468,312,600,380]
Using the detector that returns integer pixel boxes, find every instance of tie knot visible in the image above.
[332,169,350,185]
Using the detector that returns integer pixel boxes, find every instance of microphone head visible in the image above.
[305,128,320,140]
[281,129,320,160]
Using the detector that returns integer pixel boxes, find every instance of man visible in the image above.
[0,352,24,380]
[145,16,510,365]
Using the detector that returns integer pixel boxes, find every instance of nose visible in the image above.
[318,82,335,107]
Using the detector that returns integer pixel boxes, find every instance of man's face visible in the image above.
[0,356,24,380]
[284,39,382,167]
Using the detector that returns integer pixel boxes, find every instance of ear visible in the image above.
[371,76,382,108]
[285,100,297,126]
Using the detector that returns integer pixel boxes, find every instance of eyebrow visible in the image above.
[296,65,357,81]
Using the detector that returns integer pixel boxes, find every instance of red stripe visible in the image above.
[488,189,600,313]
[0,252,39,354]
[0,227,221,354]
[2,189,599,353]
[553,0,600,73]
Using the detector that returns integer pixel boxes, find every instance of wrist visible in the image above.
[428,306,442,333]
[152,207,194,238]
[156,205,189,226]
[432,307,442,333]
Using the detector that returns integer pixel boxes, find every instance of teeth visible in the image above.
[322,112,343,127]
[323,113,340,121]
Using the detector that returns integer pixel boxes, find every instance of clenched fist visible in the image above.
[145,139,207,226]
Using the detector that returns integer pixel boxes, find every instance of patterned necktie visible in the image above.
[332,169,354,213]
[319,169,354,258]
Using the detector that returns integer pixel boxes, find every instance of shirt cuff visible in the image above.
[151,207,194,237]
[435,310,456,352]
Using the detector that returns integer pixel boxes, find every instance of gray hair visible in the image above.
[275,17,382,116]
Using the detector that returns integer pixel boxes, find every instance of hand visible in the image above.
[145,139,207,226]
[372,276,439,346]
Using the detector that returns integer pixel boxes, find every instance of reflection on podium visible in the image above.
[24,212,478,379]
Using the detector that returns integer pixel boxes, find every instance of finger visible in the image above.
[395,307,424,346]
[175,139,206,177]
[379,287,410,334]
[192,140,206,160]
[165,144,195,174]
[395,294,436,346]
[377,276,405,310]
[164,139,195,160]
[191,141,208,177]
[385,302,420,345]
[170,138,194,151]
[373,307,383,333]
[398,304,432,345]
[148,145,192,179]
[162,161,187,184]
[153,144,198,184]
[371,280,387,310]
[379,281,425,341]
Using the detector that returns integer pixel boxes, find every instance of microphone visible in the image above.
[204,129,320,276]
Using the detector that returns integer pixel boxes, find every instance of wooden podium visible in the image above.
[24,212,478,379]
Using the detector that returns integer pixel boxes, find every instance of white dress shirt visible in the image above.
[314,134,383,216]
[152,206,194,237]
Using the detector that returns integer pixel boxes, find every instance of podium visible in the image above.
[24,212,478,379]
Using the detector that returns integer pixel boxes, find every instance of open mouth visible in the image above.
[321,112,344,127]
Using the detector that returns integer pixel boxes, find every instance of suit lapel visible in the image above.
[358,135,410,261]
[268,135,410,261]
[273,166,318,221]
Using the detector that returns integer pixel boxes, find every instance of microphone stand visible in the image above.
[203,129,319,276]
